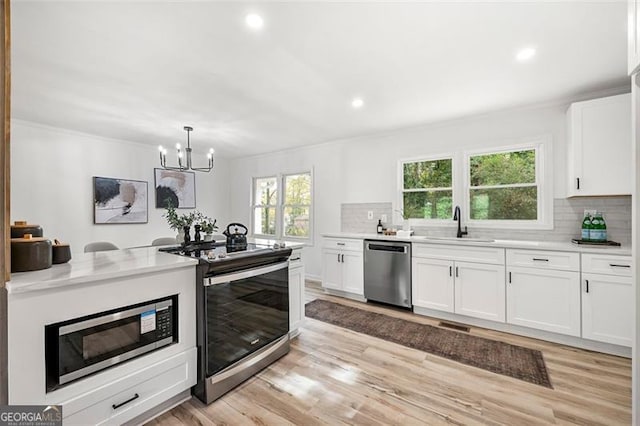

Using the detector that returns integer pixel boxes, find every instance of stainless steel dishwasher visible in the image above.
[363,240,411,308]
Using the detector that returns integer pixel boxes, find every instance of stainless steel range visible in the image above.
[161,241,292,404]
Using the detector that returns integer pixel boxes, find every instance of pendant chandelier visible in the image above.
[158,126,215,173]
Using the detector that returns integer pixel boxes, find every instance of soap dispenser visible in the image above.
[376,219,383,234]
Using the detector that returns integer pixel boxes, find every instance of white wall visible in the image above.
[229,102,572,278]
[11,120,231,254]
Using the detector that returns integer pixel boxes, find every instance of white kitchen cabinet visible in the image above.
[507,267,581,336]
[506,249,581,337]
[321,238,364,296]
[629,0,640,74]
[412,257,454,313]
[412,244,505,322]
[581,254,633,347]
[288,248,305,336]
[454,261,506,322]
[566,93,632,197]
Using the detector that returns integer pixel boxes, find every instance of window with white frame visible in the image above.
[466,146,540,222]
[252,172,312,240]
[400,157,453,220]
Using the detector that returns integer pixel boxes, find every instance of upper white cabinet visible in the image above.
[322,238,364,297]
[629,0,640,74]
[566,93,632,197]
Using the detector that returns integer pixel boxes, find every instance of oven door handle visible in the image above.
[205,261,289,286]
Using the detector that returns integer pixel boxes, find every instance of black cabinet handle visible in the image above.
[576,177,580,190]
[337,254,340,263]
[508,271,512,283]
[609,264,630,268]
[585,279,589,293]
[449,266,452,277]
[455,266,459,278]
[532,258,549,262]
[337,242,345,246]
[113,393,139,410]
[341,254,344,263]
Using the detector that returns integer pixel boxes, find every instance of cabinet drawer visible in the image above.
[323,238,363,252]
[506,249,579,271]
[62,348,196,425]
[413,243,504,264]
[582,254,633,276]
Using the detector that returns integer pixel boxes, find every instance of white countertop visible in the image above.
[323,232,632,256]
[6,246,199,295]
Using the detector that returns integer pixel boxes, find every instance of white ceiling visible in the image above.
[11,1,629,158]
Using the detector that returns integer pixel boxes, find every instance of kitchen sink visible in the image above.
[413,236,495,243]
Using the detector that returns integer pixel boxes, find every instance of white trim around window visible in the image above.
[463,136,553,230]
[251,169,314,244]
[396,135,553,230]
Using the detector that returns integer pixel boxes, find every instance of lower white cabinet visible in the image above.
[454,261,506,322]
[63,348,197,425]
[412,256,505,322]
[506,266,581,337]
[289,249,306,335]
[412,257,454,313]
[322,239,364,296]
[581,254,633,347]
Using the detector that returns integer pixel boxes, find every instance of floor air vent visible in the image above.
[438,322,470,332]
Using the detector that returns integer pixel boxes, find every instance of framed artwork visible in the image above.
[93,177,148,224]
[154,168,196,209]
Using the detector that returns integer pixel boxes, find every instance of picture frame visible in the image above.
[93,177,148,224]
[154,168,196,209]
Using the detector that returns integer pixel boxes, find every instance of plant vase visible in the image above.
[403,219,411,232]
[176,229,185,244]
[204,233,214,242]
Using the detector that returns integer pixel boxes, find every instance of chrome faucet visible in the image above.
[453,206,468,238]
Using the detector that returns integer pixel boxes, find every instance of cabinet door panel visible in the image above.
[454,262,505,322]
[507,267,580,336]
[322,249,342,290]
[411,258,454,312]
[582,273,633,346]
[288,264,305,333]
[342,252,364,296]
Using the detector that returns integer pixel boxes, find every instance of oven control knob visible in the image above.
[207,251,217,260]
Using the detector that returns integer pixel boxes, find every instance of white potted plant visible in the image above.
[163,206,196,244]
[198,214,218,241]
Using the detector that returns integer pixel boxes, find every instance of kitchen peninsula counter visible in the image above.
[6,246,198,294]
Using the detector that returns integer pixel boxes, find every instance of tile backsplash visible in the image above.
[341,197,631,245]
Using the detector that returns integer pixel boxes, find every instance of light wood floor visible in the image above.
[148,281,632,425]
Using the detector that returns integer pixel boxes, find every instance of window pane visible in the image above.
[283,206,309,238]
[253,207,276,235]
[403,191,452,219]
[284,174,311,205]
[403,159,452,189]
[254,177,277,206]
[470,150,535,186]
[470,187,537,220]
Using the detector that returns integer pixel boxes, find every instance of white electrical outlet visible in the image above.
[381,214,388,223]
[367,211,374,220]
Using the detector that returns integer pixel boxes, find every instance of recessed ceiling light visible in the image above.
[515,47,536,62]
[351,98,364,109]
[245,13,264,30]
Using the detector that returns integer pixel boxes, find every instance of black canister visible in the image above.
[11,221,44,238]
[11,237,52,272]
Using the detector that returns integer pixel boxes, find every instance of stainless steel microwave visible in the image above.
[45,295,178,392]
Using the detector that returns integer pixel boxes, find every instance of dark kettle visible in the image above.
[223,223,248,247]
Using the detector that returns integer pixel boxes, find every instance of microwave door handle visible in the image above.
[58,303,156,336]
[205,261,289,286]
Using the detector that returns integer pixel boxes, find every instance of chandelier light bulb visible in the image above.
[158,145,164,152]
[209,148,215,154]
[157,126,215,172]
[162,148,168,155]
[178,151,183,158]
[176,143,181,150]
